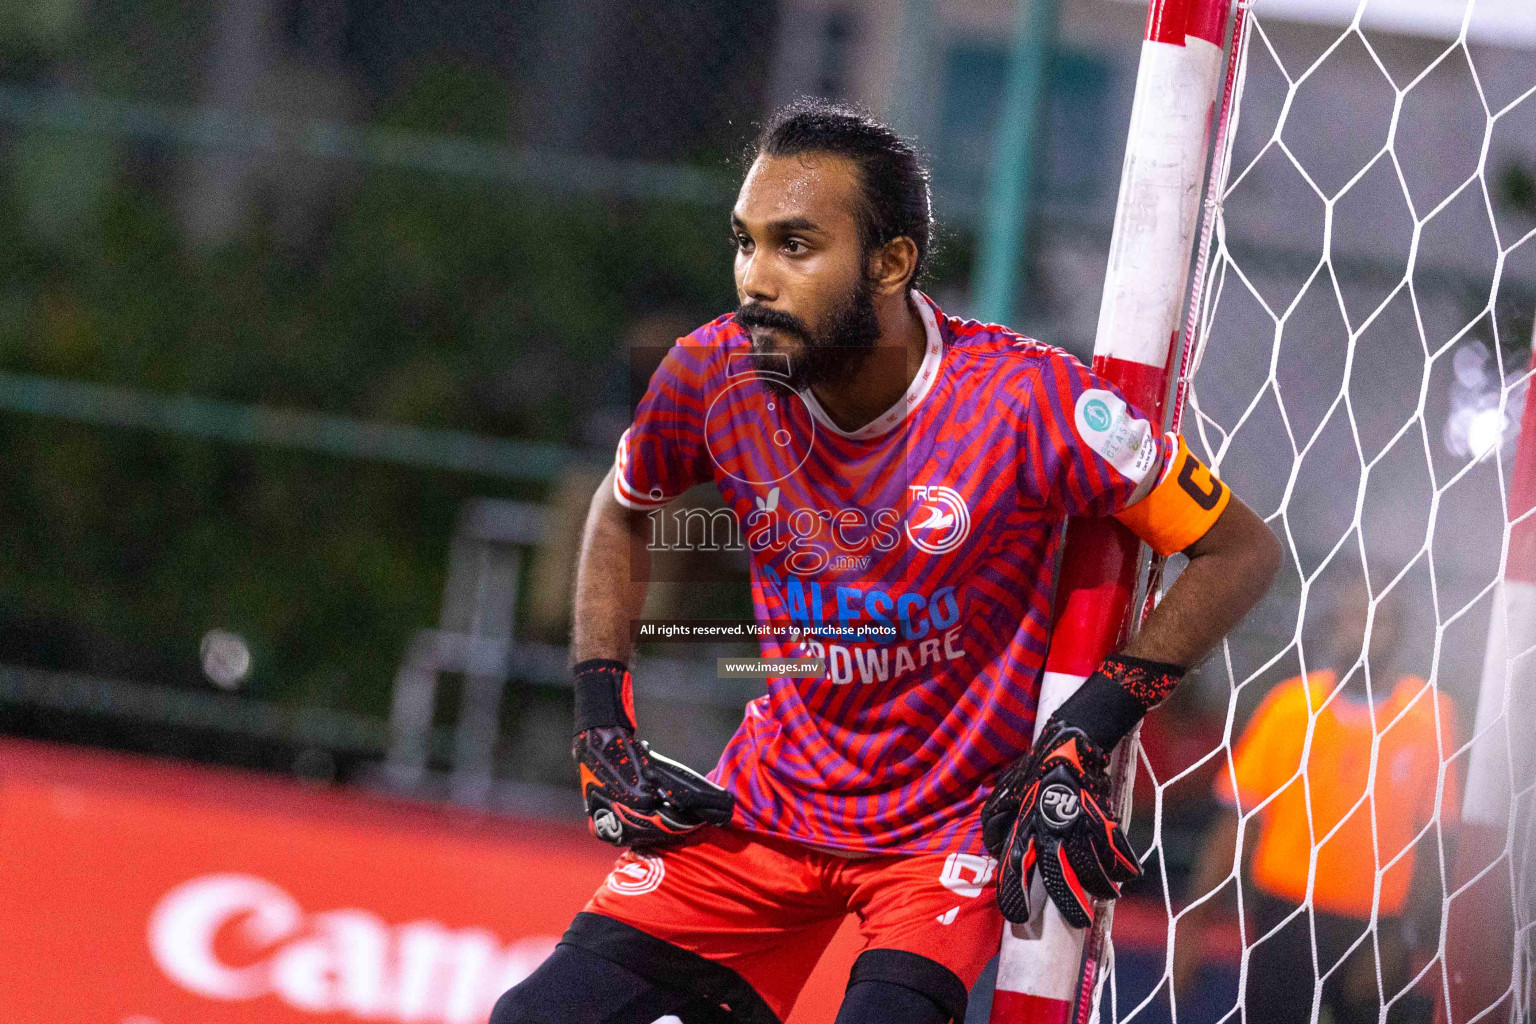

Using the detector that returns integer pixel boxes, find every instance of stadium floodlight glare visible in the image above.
[1444,342,1515,461]
[1464,407,1506,460]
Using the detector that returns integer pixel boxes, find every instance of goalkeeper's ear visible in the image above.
[1114,434,1231,557]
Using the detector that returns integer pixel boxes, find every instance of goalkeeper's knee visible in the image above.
[490,943,685,1024]
[833,950,968,1024]
[834,981,951,1024]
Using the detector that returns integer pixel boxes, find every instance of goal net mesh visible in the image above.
[1100,3,1536,1023]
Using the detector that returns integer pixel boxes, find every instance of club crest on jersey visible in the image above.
[606,853,665,896]
[905,485,971,555]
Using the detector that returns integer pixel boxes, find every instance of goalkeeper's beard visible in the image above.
[737,275,882,392]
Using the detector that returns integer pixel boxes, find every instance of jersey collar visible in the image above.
[797,290,945,442]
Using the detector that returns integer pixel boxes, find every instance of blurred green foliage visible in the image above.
[0,0,982,735]
[0,127,737,717]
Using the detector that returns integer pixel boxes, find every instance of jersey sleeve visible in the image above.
[1017,353,1163,517]
[613,341,714,509]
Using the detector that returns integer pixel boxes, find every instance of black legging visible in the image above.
[491,943,950,1024]
[835,979,949,1023]
[490,944,699,1024]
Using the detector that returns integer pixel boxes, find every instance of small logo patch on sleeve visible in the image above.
[1073,389,1159,484]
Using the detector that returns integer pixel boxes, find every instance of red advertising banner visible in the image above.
[0,738,861,1024]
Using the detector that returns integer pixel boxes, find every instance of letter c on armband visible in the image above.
[1114,435,1231,557]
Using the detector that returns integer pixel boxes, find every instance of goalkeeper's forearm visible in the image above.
[1050,496,1279,753]
[1121,494,1280,668]
[571,466,653,666]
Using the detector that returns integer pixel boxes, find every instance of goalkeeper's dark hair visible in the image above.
[754,98,935,287]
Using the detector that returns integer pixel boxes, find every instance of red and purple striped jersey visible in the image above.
[614,293,1157,855]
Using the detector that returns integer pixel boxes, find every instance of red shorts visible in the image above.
[571,827,1003,1023]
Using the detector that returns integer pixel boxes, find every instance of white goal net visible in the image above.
[1100,3,1536,1024]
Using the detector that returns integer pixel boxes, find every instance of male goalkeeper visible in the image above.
[492,99,1280,1024]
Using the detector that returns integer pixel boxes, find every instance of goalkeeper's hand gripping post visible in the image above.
[982,654,1184,925]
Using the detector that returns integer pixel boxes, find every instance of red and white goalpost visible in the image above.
[989,0,1243,1020]
[990,0,1536,1021]
[1441,338,1536,1024]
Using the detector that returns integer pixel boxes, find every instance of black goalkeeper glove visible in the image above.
[981,718,1140,927]
[981,655,1183,927]
[571,660,734,847]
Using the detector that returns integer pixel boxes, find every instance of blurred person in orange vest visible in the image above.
[1173,581,1460,1024]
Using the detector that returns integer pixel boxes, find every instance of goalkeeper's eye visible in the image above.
[730,232,753,253]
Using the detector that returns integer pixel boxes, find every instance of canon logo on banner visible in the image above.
[148,873,556,1023]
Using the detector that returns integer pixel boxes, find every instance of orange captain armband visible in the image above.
[1114,434,1231,557]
